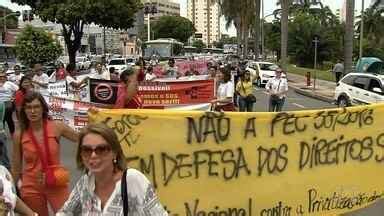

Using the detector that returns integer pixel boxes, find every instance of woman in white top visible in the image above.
[211,69,235,111]
[265,68,288,112]
[57,123,168,216]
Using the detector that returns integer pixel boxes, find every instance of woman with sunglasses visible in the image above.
[11,91,79,216]
[58,123,168,215]
[235,71,255,112]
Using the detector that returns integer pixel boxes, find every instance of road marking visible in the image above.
[292,103,306,108]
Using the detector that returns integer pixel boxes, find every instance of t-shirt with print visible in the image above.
[32,73,49,95]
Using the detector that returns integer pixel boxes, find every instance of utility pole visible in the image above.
[313,36,319,90]
[261,0,265,59]
[359,0,365,60]
[103,27,106,56]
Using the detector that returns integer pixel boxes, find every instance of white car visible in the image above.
[76,56,91,70]
[335,73,384,107]
[246,61,281,87]
[107,58,131,74]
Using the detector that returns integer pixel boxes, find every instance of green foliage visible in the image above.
[0,6,18,30]
[12,0,142,65]
[152,16,195,43]
[192,40,206,52]
[15,25,62,67]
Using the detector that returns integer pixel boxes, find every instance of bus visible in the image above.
[143,38,184,61]
[183,46,198,55]
[202,48,224,54]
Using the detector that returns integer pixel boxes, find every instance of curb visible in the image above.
[289,85,335,103]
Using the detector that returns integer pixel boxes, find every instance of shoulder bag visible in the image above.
[241,81,256,103]
[121,169,129,216]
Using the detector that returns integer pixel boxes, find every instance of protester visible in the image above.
[0,165,37,215]
[32,63,49,96]
[0,72,17,137]
[114,68,142,109]
[57,123,168,215]
[90,63,110,80]
[333,59,344,83]
[8,65,24,85]
[65,64,89,98]
[15,75,34,115]
[164,58,181,78]
[135,57,146,82]
[109,67,120,81]
[145,66,157,81]
[265,68,288,112]
[56,63,66,81]
[11,91,79,216]
[236,71,255,112]
[208,66,217,79]
[211,69,235,111]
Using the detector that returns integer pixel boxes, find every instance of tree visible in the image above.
[280,0,291,71]
[192,39,206,52]
[15,25,62,67]
[0,6,19,31]
[344,0,355,74]
[152,16,195,43]
[254,0,261,59]
[12,0,141,66]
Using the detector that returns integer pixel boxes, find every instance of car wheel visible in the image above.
[338,96,351,108]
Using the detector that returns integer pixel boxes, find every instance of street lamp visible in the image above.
[359,0,365,60]
[313,36,320,90]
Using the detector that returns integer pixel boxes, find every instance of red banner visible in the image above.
[138,79,214,107]
[153,60,209,77]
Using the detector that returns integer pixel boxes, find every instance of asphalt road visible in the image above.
[252,86,336,112]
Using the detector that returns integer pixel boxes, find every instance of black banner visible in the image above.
[89,79,119,104]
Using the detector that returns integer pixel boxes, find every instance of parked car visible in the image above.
[246,61,281,87]
[125,57,136,67]
[76,56,91,70]
[334,73,384,107]
[106,58,130,74]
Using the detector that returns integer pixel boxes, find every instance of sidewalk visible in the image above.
[287,73,336,103]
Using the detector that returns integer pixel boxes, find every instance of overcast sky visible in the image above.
[1,0,370,36]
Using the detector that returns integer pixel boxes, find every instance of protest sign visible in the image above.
[139,79,214,106]
[89,104,384,216]
[89,79,119,104]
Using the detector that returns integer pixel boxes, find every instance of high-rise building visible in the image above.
[143,0,180,23]
[187,0,220,47]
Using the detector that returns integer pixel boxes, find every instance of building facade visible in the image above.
[187,0,220,47]
[371,0,384,9]
[143,0,180,23]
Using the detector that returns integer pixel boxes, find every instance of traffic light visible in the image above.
[144,3,157,15]
[22,10,34,21]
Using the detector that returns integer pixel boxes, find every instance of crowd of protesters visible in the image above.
[0,55,290,215]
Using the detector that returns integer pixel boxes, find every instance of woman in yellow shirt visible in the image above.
[236,71,256,112]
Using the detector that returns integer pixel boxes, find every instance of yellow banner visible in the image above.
[89,104,384,216]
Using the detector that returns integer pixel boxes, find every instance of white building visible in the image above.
[143,0,180,23]
[187,0,221,47]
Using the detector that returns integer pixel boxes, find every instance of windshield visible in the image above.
[144,43,172,58]
[109,59,125,65]
[259,63,279,71]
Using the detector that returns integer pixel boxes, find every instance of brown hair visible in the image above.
[76,123,126,171]
[19,91,50,130]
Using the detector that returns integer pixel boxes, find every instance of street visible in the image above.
[252,86,336,112]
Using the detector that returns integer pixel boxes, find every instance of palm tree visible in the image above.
[344,0,355,74]
[280,0,290,71]
[254,0,261,59]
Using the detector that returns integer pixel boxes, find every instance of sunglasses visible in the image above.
[80,144,111,158]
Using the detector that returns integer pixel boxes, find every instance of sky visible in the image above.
[0,0,371,36]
